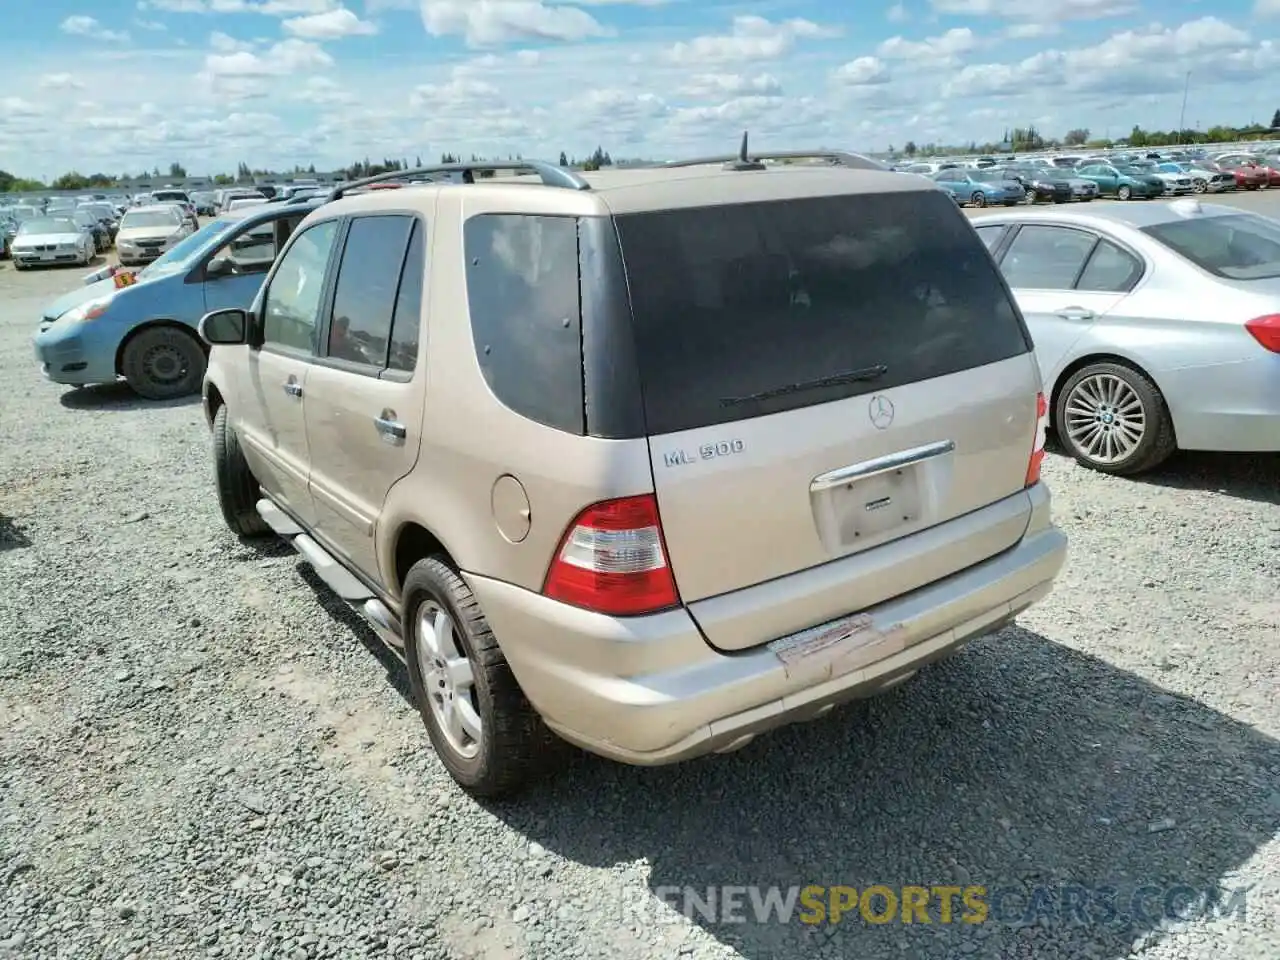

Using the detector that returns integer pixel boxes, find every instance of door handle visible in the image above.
[1055,306,1095,321]
[374,413,407,443]
[283,380,303,398]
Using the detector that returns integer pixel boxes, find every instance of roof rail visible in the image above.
[659,131,888,172]
[327,160,590,201]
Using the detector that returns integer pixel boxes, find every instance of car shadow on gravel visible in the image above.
[487,626,1280,960]
[1126,451,1280,506]
[0,515,31,551]
[295,563,413,703]
[57,382,200,411]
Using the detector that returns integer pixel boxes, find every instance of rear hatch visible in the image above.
[613,187,1041,651]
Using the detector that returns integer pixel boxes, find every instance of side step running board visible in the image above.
[256,498,405,649]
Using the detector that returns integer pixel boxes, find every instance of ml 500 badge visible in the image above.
[662,439,745,467]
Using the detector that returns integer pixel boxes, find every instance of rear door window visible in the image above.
[1076,239,1143,292]
[612,189,1030,435]
[1000,225,1096,290]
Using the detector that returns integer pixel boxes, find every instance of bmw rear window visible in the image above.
[1143,212,1280,280]
[612,190,1032,435]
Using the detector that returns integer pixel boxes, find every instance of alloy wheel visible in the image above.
[415,600,482,758]
[1063,373,1147,465]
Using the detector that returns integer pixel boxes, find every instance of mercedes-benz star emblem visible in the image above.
[868,395,895,430]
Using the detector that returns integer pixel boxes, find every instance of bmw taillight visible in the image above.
[1245,315,1280,353]
[542,494,679,616]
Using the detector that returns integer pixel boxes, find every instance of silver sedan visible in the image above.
[972,199,1280,475]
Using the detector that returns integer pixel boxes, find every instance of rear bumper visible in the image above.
[1162,354,1280,452]
[469,484,1067,765]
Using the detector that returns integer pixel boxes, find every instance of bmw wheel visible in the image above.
[1055,362,1175,475]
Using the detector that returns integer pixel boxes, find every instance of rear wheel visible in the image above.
[1055,362,1175,476]
[1192,179,1207,194]
[403,556,559,798]
[970,191,986,208]
[212,404,269,537]
[1117,185,1132,200]
[121,325,206,400]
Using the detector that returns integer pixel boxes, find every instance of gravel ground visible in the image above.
[1,194,1278,960]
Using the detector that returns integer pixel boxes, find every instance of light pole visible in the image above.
[1178,71,1190,143]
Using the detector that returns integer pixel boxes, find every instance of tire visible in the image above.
[1192,179,1207,194]
[120,325,206,400]
[1117,185,1132,200]
[970,191,986,208]
[212,404,269,537]
[402,556,558,798]
[1054,361,1175,476]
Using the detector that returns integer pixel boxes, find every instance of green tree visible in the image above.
[903,140,917,157]
[168,161,187,178]
[1063,128,1090,146]
[558,150,569,167]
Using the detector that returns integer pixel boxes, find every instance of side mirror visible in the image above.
[198,308,249,346]
[206,256,232,277]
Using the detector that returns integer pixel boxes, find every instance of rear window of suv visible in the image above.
[612,189,1031,436]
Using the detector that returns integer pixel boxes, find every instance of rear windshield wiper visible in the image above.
[720,365,888,406]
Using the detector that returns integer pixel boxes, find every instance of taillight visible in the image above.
[1025,392,1048,487]
[1245,314,1280,353]
[542,494,679,616]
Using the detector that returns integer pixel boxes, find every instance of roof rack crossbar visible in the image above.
[327,160,590,201]
[660,149,888,172]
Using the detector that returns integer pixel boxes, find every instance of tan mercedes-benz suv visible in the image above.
[198,149,1068,798]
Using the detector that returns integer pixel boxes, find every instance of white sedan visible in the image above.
[9,215,96,269]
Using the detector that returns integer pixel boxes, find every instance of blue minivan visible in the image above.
[33,198,323,400]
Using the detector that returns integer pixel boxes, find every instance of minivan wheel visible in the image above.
[121,326,206,400]
[1055,362,1175,476]
[402,556,556,798]
[212,404,269,538]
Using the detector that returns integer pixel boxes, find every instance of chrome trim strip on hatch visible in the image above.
[810,440,956,492]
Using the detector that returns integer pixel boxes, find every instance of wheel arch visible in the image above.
[389,521,457,599]
[114,318,207,376]
[1048,352,1175,436]
[203,380,225,427]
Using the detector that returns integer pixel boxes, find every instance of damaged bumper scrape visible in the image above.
[768,612,908,682]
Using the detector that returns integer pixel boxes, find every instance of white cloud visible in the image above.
[140,0,339,13]
[832,56,890,86]
[1257,0,1280,16]
[2,97,44,117]
[930,0,1137,18]
[134,18,168,31]
[944,17,1257,98]
[37,73,86,91]
[1003,23,1059,40]
[887,3,907,22]
[667,15,839,65]
[61,15,131,42]
[210,31,254,52]
[419,0,611,46]
[204,38,333,78]
[877,27,978,67]
[283,7,378,38]
[680,73,783,97]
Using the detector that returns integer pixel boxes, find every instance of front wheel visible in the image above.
[1117,185,1132,200]
[970,191,986,208]
[1055,362,1175,476]
[213,404,269,537]
[120,325,206,400]
[403,556,558,798]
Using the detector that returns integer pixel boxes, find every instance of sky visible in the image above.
[3,0,1280,178]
